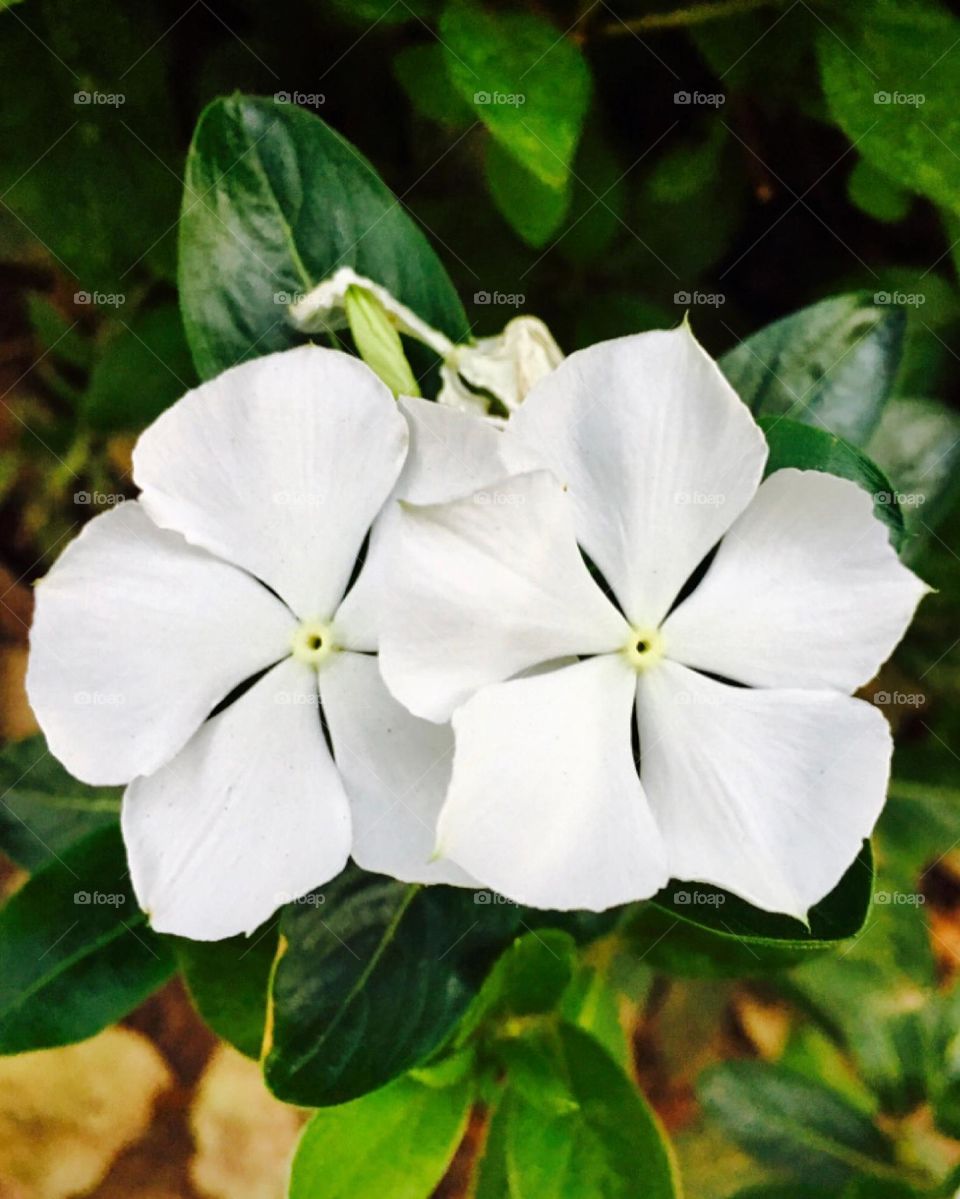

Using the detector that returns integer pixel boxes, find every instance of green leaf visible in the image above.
[485,139,572,248]
[719,294,905,445]
[178,95,468,380]
[504,1024,679,1199]
[866,396,960,544]
[81,304,197,432]
[26,294,91,371]
[289,1070,473,1199]
[760,416,906,548]
[699,1062,897,1187]
[847,159,912,224]
[263,870,522,1106]
[625,843,874,977]
[0,735,119,871]
[393,44,474,128]
[439,0,591,191]
[0,824,174,1053]
[173,921,279,1059]
[343,284,421,396]
[456,930,577,1045]
[818,0,960,216]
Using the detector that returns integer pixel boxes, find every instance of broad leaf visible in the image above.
[179,95,468,379]
[263,869,522,1106]
[760,416,906,548]
[699,1062,897,1188]
[173,920,279,1059]
[0,824,173,1053]
[439,0,591,191]
[818,0,960,217]
[720,294,905,445]
[0,735,119,871]
[625,843,874,977]
[504,1024,679,1198]
[289,1070,474,1199]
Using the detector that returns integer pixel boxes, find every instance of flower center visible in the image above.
[291,620,336,670]
[623,627,664,673]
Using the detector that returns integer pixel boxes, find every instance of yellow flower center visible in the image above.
[623,627,665,673]
[291,620,336,670]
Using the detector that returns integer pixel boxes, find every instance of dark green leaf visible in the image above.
[173,920,279,1059]
[504,1023,679,1199]
[720,294,905,445]
[485,139,572,248]
[818,0,960,217]
[179,95,468,379]
[0,824,173,1053]
[264,869,522,1106]
[393,44,473,128]
[846,159,912,225]
[699,1062,896,1187]
[760,416,906,548]
[0,735,119,871]
[289,1069,473,1199]
[626,843,874,977]
[439,0,591,191]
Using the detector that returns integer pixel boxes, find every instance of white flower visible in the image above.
[438,317,564,416]
[380,326,929,919]
[27,346,525,940]
[288,268,562,416]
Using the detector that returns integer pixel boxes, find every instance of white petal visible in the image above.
[133,345,407,620]
[334,396,538,651]
[288,267,454,358]
[512,325,768,627]
[661,469,929,691]
[379,470,629,722]
[27,501,295,786]
[319,651,475,886]
[437,656,668,910]
[123,657,350,940]
[439,316,564,415]
[636,660,891,919]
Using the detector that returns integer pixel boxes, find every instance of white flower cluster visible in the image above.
[27,316,927,940]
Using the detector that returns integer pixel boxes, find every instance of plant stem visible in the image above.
[601,0,791,36]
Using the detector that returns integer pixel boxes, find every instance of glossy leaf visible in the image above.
[0,735,119,871]
[173,920,279,1059]
[504,1024,679,1199]
[699,1062,896,1188]
[178,95,468,379]
[289,1070,474,1199]
[439,0,591,191]
[0,824,174,1053]
[720,294,905,445]
[263,870,522,1106]
[625,843,874,978]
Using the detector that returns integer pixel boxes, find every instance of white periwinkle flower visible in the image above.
[288,267,562,416]
[380,326,929,919]
[27,345,525,940]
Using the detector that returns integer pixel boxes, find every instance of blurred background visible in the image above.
[1,0,959,1195]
